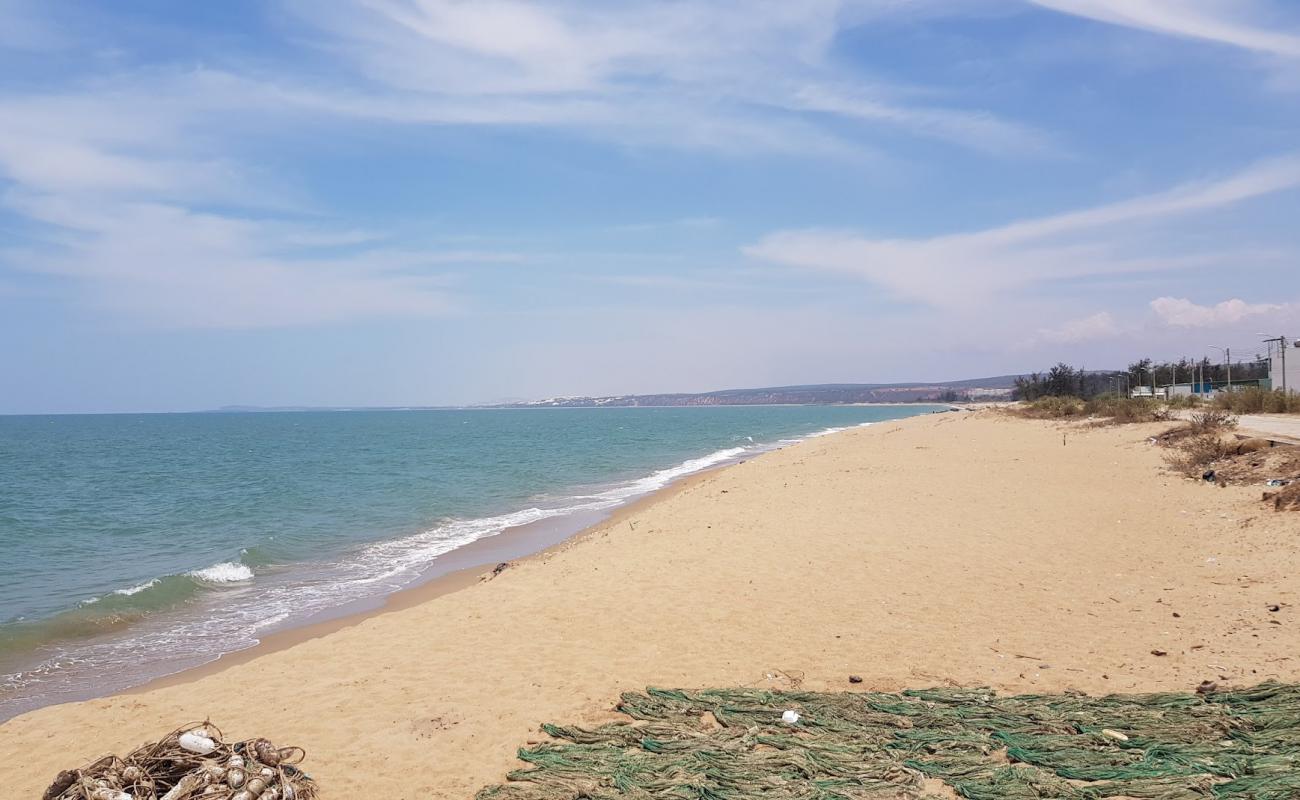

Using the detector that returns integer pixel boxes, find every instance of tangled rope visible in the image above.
[43,722,317,800]
[478,683,1300,799]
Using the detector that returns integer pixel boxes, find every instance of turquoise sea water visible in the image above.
[0,405,942,718]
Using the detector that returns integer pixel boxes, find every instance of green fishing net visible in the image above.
[478,683,1300,799]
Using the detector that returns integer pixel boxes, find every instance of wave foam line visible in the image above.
[188,562,254,583]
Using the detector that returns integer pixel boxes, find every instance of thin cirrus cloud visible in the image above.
[744,154,1300,308]
[285,0,1054,157]
[0,0,1063,333]
[1026,0,1300,59]
[0,69,530,329]
[1,192,482,329]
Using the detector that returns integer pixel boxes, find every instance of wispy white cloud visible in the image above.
[1026,0,1300,59]
[281,0,1052,157]
[0,87,242,200]
[1034,311,1121,344]
[786,84,1058,156]
[1149,296,1290,327]
[0,1,1064,331]
[745,155,1300,307]
[1,192,482,328]
[0,66,543,328]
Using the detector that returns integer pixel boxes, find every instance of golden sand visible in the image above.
[6,411,1298,798]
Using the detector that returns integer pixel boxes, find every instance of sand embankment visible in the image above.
[5,411,1298,798]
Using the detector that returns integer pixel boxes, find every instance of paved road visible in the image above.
[1236,413,1300,444]
[1170,410,1300,444]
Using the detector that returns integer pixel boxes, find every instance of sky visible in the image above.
[1,0,1299,413]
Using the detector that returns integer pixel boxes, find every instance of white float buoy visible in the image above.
[781,709,801,725]
[178,731,217,755]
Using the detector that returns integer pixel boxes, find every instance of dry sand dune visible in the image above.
[6,411,1298,798]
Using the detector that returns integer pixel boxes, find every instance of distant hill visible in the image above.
[489,376,1020,408]
[213,405,455,413]
[208,376,1021,413]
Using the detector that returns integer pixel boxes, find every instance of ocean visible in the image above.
[0,405,943,719]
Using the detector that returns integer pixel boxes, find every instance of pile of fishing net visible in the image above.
[43,722,317,800]
[478,682,1300,799]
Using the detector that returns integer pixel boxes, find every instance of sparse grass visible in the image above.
[1014,395,1167,424]
[1014,396,1086,419]
[1165,394,1204,409]
[1213,387,1300,414]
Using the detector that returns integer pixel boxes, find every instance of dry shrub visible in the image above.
[1211,445,1300,484]
[1211,442,1300,478]
[1014,396,1086,419]
[1083,396,1161,422]
[1155,412,1236,450]
[1165,394,1203,409]
[1152,424,1195,446]
[1037,395,1166,425]
[1167,434,1300,511]
[1164,433,1234,477]
[1264,482,1300,511]
[1188,409,1238,434]
[1214,387,1300,414]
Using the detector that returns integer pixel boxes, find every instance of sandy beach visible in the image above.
[7,410,1299,798]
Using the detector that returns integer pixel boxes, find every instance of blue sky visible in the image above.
[2,0,1299,413]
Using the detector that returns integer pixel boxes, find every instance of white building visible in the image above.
[1269,340,1300,393]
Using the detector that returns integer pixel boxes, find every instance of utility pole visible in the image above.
[1263,336,1289,394]
[1209,345,1230,392]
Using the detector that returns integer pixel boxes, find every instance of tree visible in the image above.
[1012,372,1046,401]
[1045,363,1079,397]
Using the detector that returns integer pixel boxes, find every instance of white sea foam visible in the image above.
[114,579,160,596]
[187,562,254,583]
[79,578,161,605]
